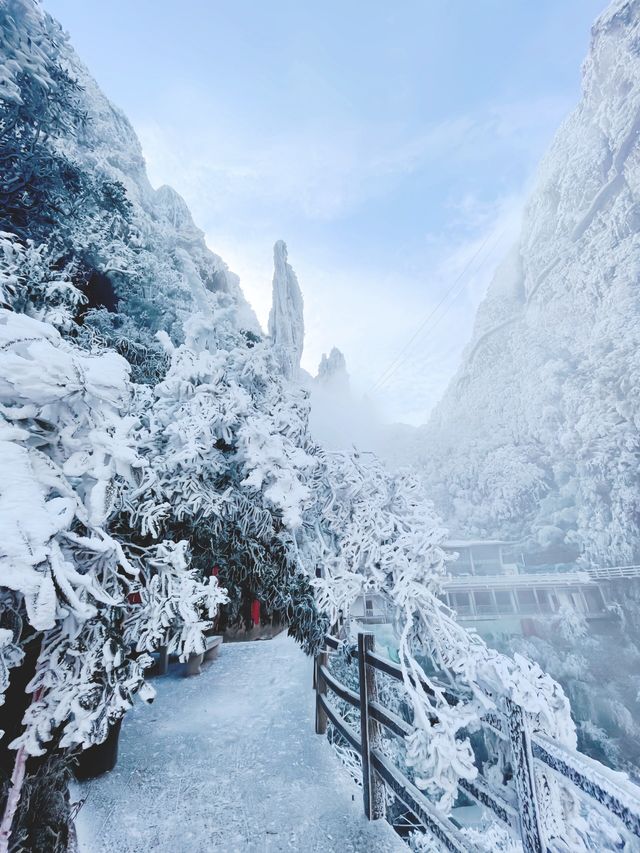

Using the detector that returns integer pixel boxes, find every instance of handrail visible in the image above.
[458,776,519,830]
[586,565,640,580]
[368,698,517,828]
[370,748,472,853]
[369,698,412,739]
[318,693,360,752]
[315,631,640,851]
[319,664,359,708]
[532,734,640,839]
[365,649,460,708]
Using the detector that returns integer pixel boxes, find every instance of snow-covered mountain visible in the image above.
[419,0,640,565]
[1,0,258,341]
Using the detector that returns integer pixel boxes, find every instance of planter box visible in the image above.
[74,718,123,780]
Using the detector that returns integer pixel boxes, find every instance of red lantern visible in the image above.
[128,591,142,605]
[251,600,260,627]
[212,564,220,577]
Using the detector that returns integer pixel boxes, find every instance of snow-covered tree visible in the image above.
[126,303,327,652]
[123,540,227,661]
[304,449,575,815]
[0,307,226,849]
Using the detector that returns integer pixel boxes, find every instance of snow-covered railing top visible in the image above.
[315,632,640,853]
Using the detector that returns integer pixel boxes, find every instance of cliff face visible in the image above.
[421,0,640,564]
[1,0,258,339]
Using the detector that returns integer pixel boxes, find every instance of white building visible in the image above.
[442,539,611,636]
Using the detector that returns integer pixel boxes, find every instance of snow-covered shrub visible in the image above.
[124,541,227,661]
[0,309,147,745]
[305,450,575,814]
[0,233,86,330]
[76,308,170,385]
[0,0,87,242]
[0,307,226,848]
[127,305,327,652]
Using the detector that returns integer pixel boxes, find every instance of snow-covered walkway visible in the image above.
[75,633,407,852]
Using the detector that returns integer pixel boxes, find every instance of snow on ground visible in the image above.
[73,633,407,852]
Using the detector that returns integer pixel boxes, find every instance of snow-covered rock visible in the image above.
[420,0,640,564]
[317,347,349,393]
[268,240,305,379]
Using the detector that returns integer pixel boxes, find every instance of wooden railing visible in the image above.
[314,631,640,852]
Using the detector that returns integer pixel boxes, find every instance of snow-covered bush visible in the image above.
[0,310,145,746]
[0,0,87,242]
[126,304,327,652]
[124,540,227,661]
[306,450,575,814]
[76,307,170,385]
[0,232,86,330]
[0,308,226,848]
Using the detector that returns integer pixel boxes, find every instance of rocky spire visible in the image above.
[268,240,304,379]
[317,347,349,393]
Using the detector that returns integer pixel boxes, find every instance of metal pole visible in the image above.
[358,632,386,820]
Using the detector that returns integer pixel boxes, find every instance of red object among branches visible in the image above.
[251,600,260,627]
[127,591,142,605]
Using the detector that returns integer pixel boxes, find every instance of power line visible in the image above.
[368,230,503,394]
[368,231,494,393]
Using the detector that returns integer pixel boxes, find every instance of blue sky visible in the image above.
[47,0,606,424]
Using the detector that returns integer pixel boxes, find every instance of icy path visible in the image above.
[74,633,407,852]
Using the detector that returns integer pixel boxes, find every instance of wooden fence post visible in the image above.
[358,632,386,820]
[315,649,328,735]
[506,699,546,853]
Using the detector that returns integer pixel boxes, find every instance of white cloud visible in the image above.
[136,91,567,225]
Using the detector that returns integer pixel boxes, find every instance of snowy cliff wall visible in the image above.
[0,0,258,341]
[67,61,260,337]
[420,0,640,564]
[268,240,305,379]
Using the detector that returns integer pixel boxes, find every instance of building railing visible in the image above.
[586,565,640,580]
[444,572,591,588]
[314,631,640,852]
[445,566,640,585]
